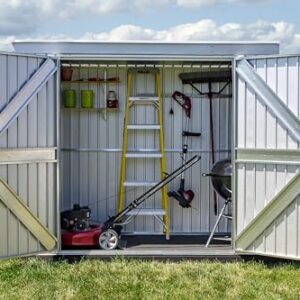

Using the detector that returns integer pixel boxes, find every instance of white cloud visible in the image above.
[0,36,15,51]
[175,0,217,7]
[0,0,267,35]
[82,19,300,53]
[2,19,300,54]
[173,0,265,7]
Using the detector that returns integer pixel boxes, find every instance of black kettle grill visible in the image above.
[205,158,232,200]
[203,158,232,247]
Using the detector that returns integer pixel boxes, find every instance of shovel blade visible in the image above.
[179,70,231,84]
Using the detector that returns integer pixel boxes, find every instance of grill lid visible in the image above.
[209,159,232,200]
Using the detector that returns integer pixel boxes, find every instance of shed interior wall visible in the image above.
[60,60,232,235]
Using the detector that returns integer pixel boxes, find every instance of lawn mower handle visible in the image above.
[103,155,201,230]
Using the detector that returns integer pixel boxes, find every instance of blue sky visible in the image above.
[39,0,292,36]
[0,0,298,53]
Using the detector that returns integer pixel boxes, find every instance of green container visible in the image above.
[81,90,94,108]
[63,90,76,108]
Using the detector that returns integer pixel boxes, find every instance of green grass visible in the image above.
[0,258,300,300]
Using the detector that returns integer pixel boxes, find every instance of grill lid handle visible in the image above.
[202,173,231,178]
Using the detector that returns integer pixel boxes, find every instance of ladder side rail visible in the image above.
[117,72,132,212]
[156,71,170,238]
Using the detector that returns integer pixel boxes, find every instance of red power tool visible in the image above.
[171,91,192,118]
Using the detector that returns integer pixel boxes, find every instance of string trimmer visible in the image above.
[168,91,201,208]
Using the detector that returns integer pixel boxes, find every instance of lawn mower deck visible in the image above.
[61,225,102,247]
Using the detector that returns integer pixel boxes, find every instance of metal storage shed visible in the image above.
[1,41,300,260]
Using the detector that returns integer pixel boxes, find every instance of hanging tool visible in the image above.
[179,70,231,215]
[170,91,192,117]
[167,143,198,208]
[168,91,201,208]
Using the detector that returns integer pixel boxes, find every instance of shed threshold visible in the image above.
[40,235,238,260]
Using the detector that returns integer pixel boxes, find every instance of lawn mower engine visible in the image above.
[61,204,102,247]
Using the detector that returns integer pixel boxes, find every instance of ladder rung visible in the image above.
[126,208,165,216]
[127,125,160,130]
[129,96,159,102]
[124,181,159,187]
[126,152,162,158]
[213,237,232,242]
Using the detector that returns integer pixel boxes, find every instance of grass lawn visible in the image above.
[0,258,300,300]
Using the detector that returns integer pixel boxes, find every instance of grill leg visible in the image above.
[205,200,229,248]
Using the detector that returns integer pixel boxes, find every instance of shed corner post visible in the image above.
[56,56,62,252]
[231,55,238,252]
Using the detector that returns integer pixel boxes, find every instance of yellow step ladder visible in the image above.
[117,67,169,239]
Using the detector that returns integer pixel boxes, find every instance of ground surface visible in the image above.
[1,258,300,299]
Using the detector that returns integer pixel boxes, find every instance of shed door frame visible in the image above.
[233,54,300,260]
[0,52,59,258]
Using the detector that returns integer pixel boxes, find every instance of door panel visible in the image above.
[242,195,300,259]
[235,55,300,260]
[0,52,58,258]
[0,177,56,251]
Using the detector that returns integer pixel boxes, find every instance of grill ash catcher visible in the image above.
[179,70,232,215]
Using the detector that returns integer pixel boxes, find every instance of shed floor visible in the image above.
[52,235,238,261]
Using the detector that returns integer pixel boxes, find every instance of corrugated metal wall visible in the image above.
[237,56,300,150]
[236,55,300,256]
[60,62,232,234]
[0,53,57,257]
[250,195,300,257]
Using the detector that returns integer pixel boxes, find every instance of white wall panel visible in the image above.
[248,196,300,258]
[236,163,299,235]
[238,57,300,149]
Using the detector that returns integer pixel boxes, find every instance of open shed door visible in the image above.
[234,55,300,260]
[0,52,58,258]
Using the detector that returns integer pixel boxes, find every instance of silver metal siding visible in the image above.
[236,55,300,257]
[249,195,300,258]
[60,63,232,234]
[237,57,300,149]
[0,53,57,258]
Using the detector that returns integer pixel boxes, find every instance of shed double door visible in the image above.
[234,55,300,260]
[0,52,58,258]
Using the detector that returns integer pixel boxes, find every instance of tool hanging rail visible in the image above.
[117,67,170,239]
